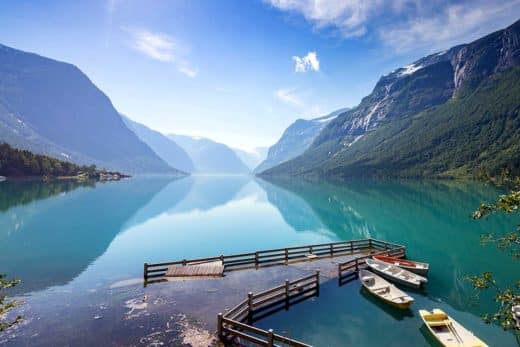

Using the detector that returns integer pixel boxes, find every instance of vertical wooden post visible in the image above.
[143,263,148,287]
[384,242,389,251]
[349,241,353,253]
[267,329,274,347]
[217,313,223,340]
[247,292,253,324]
[309,245,313,254]
[182,259,187,266]
[315,270,320,297]
[285,279,290,309]
[255,252,259,268]
[355,258,359,272]
[368,238,372,251]
[285,248,288,264]
[330,243,333,256]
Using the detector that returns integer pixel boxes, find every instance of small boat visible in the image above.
[373,255,429,275]
[419,309,488,347]
[366,258,427,289]
[359,269,414,309]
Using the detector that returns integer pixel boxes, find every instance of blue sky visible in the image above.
[0,0,518,150]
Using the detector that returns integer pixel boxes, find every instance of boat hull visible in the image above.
[368,265,422,289]
[373,255,429,276]
[359,270,414,310]
[419,309,488,347]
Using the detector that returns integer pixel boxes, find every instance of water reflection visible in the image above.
[259,177,520,315]
[0,177,174,294]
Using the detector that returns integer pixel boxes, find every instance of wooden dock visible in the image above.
[164,260,224,278]
[144,238,405,284]
[143,238,406,347]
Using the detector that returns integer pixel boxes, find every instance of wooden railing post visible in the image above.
[330,243,333,256]
[247,292,253,324]
[285,248,288,264]
[355,258,359,272]
[349,241,353,253]
[217,313,223,340]
[384,242,389,251]
[315,270,320,297]
[285,279,290,309]
[143,263,148,282]
[267,329,274,347]
[368,238,372,251]
[255,252,259,268]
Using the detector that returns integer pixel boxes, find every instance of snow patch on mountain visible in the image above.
[316,114,337,123]
[398,63,423,76]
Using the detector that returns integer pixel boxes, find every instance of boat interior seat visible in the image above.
[425,313,449,321]
[426,320,450,327]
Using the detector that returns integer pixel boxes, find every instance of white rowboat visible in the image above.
[419,309,488,347]
[366,258,427,289]
[359,269,414,309]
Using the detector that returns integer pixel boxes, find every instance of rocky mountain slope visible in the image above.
[0,44,177,174]
[122,116,194,173]
[262,19,520,178]
[255,108,348,173]
[169,134,250,174]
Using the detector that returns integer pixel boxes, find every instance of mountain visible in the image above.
[262,20,520,179]
[233,147,268,170]
[168,134,250,174]
[0,43,177,174]
[122,115,194,173]
[255,108,348,173]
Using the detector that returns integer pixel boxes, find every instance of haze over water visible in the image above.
[1,176,518,346]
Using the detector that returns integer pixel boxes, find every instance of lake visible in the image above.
[0,176,518,346]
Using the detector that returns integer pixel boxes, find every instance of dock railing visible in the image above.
[144,238,405,284]
[218,271,319,347]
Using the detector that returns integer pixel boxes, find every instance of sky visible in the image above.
[0,0,518,151]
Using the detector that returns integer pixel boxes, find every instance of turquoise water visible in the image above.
[0,176,518,346]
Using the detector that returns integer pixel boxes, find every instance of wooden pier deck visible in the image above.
[143,238,406,347]
[164,260,224,278]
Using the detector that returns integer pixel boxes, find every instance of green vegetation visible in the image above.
[0,274,22,332]
[265,67,520,179]
[466,184,519,330]
[0,143,126,179]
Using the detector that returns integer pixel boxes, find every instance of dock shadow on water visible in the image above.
[0,176,519,346]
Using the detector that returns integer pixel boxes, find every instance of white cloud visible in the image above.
[275,88,304,108]
[275,88,323,117]
[122,27,175,61]
[122,26,199,77]
[379,1,520,53]
[265,0,383,37]
[178,66,198,78]
[292,51,320,72]
[265,0,520,53]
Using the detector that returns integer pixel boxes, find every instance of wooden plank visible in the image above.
[164,261,224,277]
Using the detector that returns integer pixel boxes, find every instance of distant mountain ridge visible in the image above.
[234,147,268,170]
[255,108,348,173]
[122,116,194,173]
[0,43,178,174]
[169,134,250,174]
[262,19,520,178]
